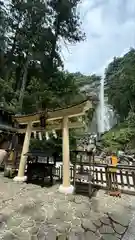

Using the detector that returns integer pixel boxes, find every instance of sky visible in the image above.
[62,0,135,76]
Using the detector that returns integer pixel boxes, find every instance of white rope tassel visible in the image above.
[52,129,57,139]
[78,116,83,122]
[34,131,37,139]
[38,132,42,141]
[46,131,49,140]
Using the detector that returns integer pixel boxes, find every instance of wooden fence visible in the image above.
[54,164,135,195]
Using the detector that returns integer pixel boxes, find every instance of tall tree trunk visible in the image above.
[19,55,30,110]
[50,12,61,73]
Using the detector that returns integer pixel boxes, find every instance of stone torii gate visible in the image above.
[13,99,93,194]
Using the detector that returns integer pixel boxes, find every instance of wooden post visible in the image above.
[88,152,92,197]
[105,165,110,192]
[63,116,70,187]
[73,162,77,188]
[14,122,32,182]
[59,117,74,194]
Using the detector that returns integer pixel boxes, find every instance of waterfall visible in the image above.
[88,77,117,135]
[96,77,117,134]
[97,77,105,133]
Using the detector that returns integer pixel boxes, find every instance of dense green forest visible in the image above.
[102,49,135,152]
[0,0,100,115]
[0,1,135,152]
[0,0,100,151]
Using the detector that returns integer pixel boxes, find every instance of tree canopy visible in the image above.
[105,48,135,121]
[0,0,87,113]
[0,0,101,151]
[2,1,135,153]
[102,48,135,152]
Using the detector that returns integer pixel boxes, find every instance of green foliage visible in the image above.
[126,111,135,128]
[0,0,100,152]
[30,129,77,153]
[0,2,7,48]
[102,113,135,152]
[0,0,85,112]
[0,77,19,112]
[30,136,62,153]
[73,72,101,96]
[21,71,83,114]
[0,0,100,115]
[105,48,135,121]
[104,49,135,152]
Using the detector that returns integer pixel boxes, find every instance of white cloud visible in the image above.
[62,0,135,76]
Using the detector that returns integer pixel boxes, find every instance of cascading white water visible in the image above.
[96,77,117,134]
[97,77,105,133]
[88,77,117,135]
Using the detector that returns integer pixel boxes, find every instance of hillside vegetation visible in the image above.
[102,49,135,152]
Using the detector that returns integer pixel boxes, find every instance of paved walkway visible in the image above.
[122,215,135,240]
[0,173,135,239]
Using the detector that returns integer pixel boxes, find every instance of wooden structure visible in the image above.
[54,163,135,195]
[0,109,16,132]
[26,150,58,186]
[4,134,18,177]
[0,108,18,147]
[72,150,95,197]
[0,109,19,171]
[12,99,94,194]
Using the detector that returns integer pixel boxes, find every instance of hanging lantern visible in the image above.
[40,109,48,128]
[40,114,46,128]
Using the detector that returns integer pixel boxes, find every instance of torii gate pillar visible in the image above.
[59,116,74,194]
[14,122,32,182]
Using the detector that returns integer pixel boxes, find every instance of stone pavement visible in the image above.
[0,173,135,240]
[122,215,135,240]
